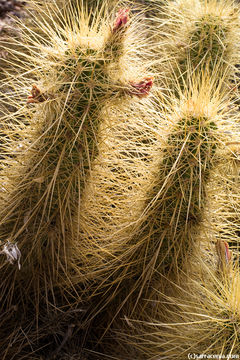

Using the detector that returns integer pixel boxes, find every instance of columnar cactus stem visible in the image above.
[0,2,153,357]
[128,80,223,281]
[68,78,228,341]
[91,77,238,359]
[156,0,240,89]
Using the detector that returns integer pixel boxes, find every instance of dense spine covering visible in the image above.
[0,1,153,357]
[92,78,237,359]
[113,252,240,360]
[154,0,240,89]
[0,0,239,359]
[206,142,240,251]
[125,78,224,283]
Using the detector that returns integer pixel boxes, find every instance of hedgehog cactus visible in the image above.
[73,78,230,349]
[115,250,240,360]
[153,112,216,269]
[0,1,153,357]
[0,0,239,359]
[88,76,237,358]
[131,78,224,280]
[157,0,240,88]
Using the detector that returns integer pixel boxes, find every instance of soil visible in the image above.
[0,0,26,60]
[0,0,26,19]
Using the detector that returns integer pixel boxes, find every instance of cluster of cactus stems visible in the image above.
[0,0,240,359]
[98,0,240,358]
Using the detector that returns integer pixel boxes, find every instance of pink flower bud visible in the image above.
[128,77,154,98]
[27,84,48,104]
[112,9,130,33]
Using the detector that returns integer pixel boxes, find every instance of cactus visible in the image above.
[0,0,239,359]
[0,1,154,357]
[206,142,240,253]
[110,248,240,360]
[130,76,225,279]
[85,75,237,358]
[69,76,230,354]
[155,0,240,89]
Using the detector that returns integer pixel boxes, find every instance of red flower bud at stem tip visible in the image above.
[112,9,130,33]
[128,77,154,98]
[27,84,48,104]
